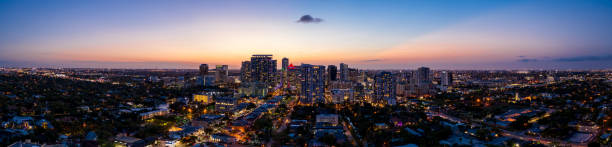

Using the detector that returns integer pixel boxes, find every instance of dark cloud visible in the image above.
[297,15,323,23]
[517,55,526,58]
[554,55,612,62]
[362,59,383,62]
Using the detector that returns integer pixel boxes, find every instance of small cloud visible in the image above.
[297,15,323,23]
[554,55,612,62]
[517,58,538,62]
[516,55,537,62]
[516,54,612,63]
[362,59,383,62]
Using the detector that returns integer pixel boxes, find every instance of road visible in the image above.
[341,120,359,146]
[501,130,587,147]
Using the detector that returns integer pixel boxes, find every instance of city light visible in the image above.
[1,1,612,146]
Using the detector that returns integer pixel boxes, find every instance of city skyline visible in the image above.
[1,1,611,146]
[2,0,612,69]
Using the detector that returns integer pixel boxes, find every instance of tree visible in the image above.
[318,133,337,146]
[509,115,531,130]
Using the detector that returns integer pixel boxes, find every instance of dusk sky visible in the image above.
[1,0,612,69]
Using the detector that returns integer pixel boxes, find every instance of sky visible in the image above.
[1,0,612,70]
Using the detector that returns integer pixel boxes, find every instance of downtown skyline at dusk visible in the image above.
[2,1,612,147]
[1,0,612,69]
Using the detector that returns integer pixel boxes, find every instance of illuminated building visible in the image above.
[114,136,144,147]
[300,64,325,104]
[281,57,289,87]
[139,109,170,120]
[250,54,277,86]
[348,68,361,83]
[374,71,396,105]
[331,89,354,104]
[339,63,348,81]
[441,71,453,87]
[411,67,432,95]
[215,97,237,113]
[210,133,237,143]
[240,61,251,83]
[285,63,300,90]
[237,82,268,98]
[282,57,289,71]
[193,92,221,104]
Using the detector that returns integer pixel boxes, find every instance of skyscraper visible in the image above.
[300,64,325,105]
[240,61,251,83]
[282,57,289,71]
[348,68,360,82]
[250,55,277,85]
[339,63,348,81]
[327,65,337,81]
[215,65,229,83]
[441,71,453,87]
[281,57,289,87]
[199,64,208,76]
[374,71,396,105]
[285,63,299,89]
[411,67,432,95]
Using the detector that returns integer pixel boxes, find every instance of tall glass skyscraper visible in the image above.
[300,64,326,104]
[240,61,251,83]
[411,67,432,95]
[282,57,289,71]
[339,63,348,81]
[250,55,277,86]
[327,65,337,81]
[374,71,396,105]
[199,64,208,76]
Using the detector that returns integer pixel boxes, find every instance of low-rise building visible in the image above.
[114,136,144,147]
[331,89,354,104]
[215,97,237,113]
[210,133,237,143]
[316,114,339,126]
[139,109,170,120]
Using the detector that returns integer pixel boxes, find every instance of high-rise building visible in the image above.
[339,63,348,81]
[286,63,300,89]
[281,57,289,87]
[199,64,209,76]
[327,65,337,81]
[215,65,229,83]
[240,61,251,83]
[441,71,453,86]
[250,55,277,85]
[411,67,432,95]
[300,64,326,105]
[348,68,361,82]
[414,67,431,85]
[282,57,289,71]
[374,71,396,105]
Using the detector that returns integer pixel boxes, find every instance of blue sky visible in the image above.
[1,0,611,69]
